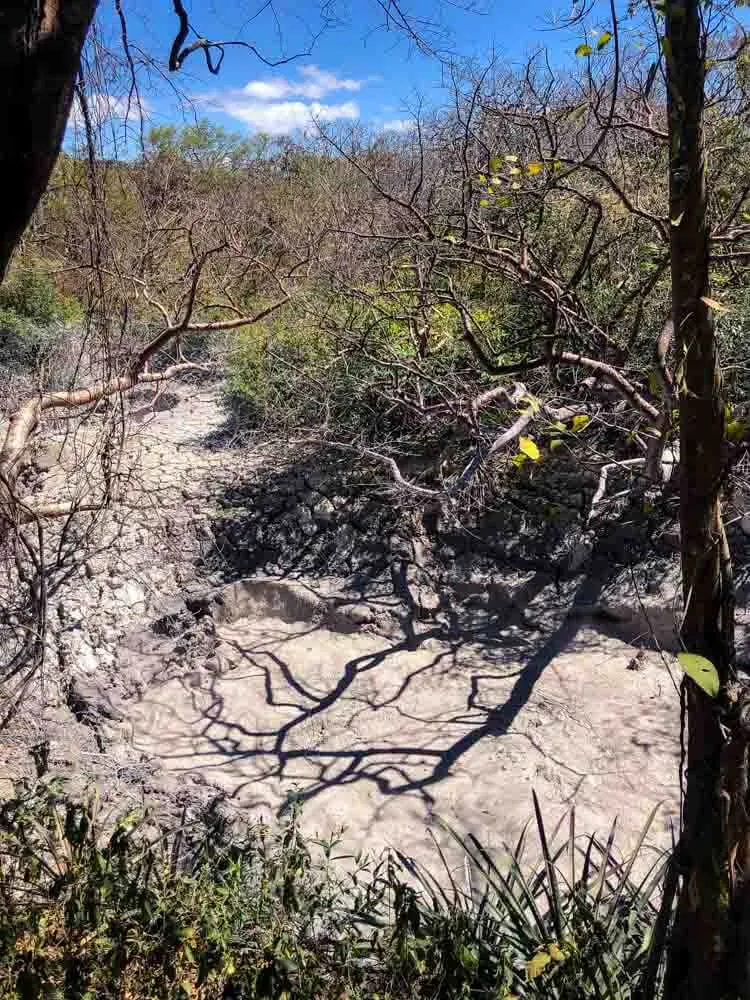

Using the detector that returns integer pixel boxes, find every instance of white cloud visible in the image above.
[203,65,365,134]
[242,64,364,102]
[69,92,149,128]
[219,97,359,133]
[381,117,412,133]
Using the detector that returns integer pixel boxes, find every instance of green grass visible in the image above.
[0,783,669,999]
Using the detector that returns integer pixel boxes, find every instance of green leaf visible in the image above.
[489,157,503,172]
[727,419,747,442]
[519,436,540,461]
[527,951,552,978]
[478,172,487,184]
[511,453,527,467]
[571,414,590,433]
[597,30,613,49]
[575,43,593,57]
[496,195,512,207]
[550,420,567,432]
[677,653,720,698]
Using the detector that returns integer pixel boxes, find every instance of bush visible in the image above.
[225,311,337,430]
[0,264,81,372]
[0,782,669,999]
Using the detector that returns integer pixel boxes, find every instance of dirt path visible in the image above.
[5,385,682,875]
[124,592,680,872]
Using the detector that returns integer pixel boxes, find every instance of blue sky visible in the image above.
[80,0,597,143]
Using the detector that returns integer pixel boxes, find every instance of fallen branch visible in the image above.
[0,363,210,487]
[587,457,647,523]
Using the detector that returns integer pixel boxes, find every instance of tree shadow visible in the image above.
[124,547,678,856]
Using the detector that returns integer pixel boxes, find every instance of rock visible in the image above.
[114,581,146,609]
[566,538,593,573]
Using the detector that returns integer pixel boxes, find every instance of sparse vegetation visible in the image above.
[3,0,750,995]
[0,783,666,999]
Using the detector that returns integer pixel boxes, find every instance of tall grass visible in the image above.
[0,782,670,999]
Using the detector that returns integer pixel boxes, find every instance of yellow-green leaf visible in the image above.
[519,437,540,461]
[527,951,552,978]
[700,296,731,314]
[597,30,613,49]
[527,161,543,175]
[571,414,590,433]
[512,453,528,467]
[550,420,567,432]
[479,199,490,207]
[489,157,503,172]
[677,653,720,698]
[504,154,519,163]
[575,43,593,57]
[549,942,568,961]
[727,419,748,442]
[549,438,563,450]
[509,166,522,175]
[522,394,541,413]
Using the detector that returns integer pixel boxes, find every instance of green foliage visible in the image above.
[0,264,81,371]
[676,653,720,697]
[0,782,374,1000]
[385,795,666,1000]
[0,782,668,1000]
[225,311,338,429]
[147,120,274,167]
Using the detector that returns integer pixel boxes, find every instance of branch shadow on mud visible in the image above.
[125,546,676,841]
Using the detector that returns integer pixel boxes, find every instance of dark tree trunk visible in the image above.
[663,0,750,996]
[0,0,98,280]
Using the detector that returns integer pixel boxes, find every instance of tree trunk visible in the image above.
[0,0,98,280]
[663,0,750,995]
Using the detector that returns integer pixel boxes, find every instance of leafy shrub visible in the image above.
[225,311,337,429]
[0,264,81,371]
[0,782,669,999]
